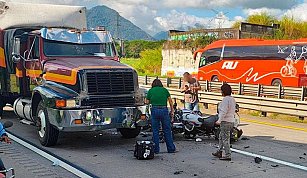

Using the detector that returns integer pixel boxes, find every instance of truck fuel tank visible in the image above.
[13,98,33,121]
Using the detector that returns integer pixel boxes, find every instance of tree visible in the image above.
[232,13,307,40]
[246,12,277,26]
[124,40,165,58]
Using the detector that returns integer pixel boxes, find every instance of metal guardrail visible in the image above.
[139,76,307,101]
[139,76,307,119]
[140,85,307,119]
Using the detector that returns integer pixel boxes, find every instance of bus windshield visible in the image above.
[43,39,114,57]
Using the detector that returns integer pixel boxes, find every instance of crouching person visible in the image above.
[212,83,236,161]
[145,79,176,154]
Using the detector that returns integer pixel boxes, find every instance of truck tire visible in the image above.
[118,127,141,139]
[36,101,59,147]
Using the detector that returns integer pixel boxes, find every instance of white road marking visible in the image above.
[231,148,307,172]
[7,133,95,178]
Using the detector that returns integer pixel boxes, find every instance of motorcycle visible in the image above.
[0,121,15,178]
[172,102,243,142]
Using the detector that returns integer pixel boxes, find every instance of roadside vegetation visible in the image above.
[232,12,307,39]
[122,48,162,76]
[120,40,164,76]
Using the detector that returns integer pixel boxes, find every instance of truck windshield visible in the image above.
[43,39,114,57]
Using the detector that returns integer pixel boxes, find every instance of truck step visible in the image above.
[20,119,35,126]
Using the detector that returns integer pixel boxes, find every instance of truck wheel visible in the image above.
[36,101,59,147]
[118,127,141,139]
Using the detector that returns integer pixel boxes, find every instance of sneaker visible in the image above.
[219,157,231,161]
[168,149,178,153]
[212,151,222,158]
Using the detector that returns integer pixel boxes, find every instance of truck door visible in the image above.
[25,35,42,91]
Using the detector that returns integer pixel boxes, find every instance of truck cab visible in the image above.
[0,2,147,146]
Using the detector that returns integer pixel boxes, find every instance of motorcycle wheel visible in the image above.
[230,128,240,143]
[184,131,196,139]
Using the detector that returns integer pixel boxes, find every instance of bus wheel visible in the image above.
[272,79,282,86]
[211,76,219,82]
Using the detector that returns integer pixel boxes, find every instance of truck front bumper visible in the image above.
[47,106,148,132]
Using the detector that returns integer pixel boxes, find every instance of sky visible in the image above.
[9,0,307,35]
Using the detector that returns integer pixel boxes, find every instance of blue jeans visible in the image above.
[185,101,199,111]
[151,107,176,153]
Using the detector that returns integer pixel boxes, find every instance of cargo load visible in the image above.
[0,1,86,30]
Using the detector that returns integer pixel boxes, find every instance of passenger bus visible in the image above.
[194,39,307,87]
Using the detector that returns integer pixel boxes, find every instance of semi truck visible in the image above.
[0,1,147,146]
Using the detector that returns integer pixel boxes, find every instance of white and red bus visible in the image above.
[194,39,307,87]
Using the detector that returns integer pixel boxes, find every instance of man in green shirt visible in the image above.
[145,79,176,154]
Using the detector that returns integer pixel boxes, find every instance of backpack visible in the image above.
[134,141,154,160]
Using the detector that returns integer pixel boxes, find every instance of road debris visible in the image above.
[174,171,184,175]
[254,157,262,164]
[244,146,250,149]
[299,157,305,160]
[195,138,202,142]
[271,165,279,167]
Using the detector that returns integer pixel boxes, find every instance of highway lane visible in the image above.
[1,109,307,178]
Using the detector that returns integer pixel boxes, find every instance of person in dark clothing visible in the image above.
[145,79,176,154]
[0,158,5,176]
[0,122,11,177]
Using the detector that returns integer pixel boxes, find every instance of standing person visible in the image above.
[212,83,236,161]
[145,79,176,154]
[181,72,201,112]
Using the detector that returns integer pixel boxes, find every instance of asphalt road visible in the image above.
[1,109,307,178]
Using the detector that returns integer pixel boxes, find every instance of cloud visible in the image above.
[243,7,284,17]
[8,0,307,35]
[154,10,236,30]
[284,2,307,21]
[161,0,298,10]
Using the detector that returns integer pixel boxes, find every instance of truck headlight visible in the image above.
[55,99,78,108]
[66,99,77,108]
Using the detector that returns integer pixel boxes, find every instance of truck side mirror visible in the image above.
[119,40,125,57]
[12,37,21,63]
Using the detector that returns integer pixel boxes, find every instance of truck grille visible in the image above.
[86,71,135,95]
[81,96,135,108]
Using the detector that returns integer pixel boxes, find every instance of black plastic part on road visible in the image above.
[7,130,99,178]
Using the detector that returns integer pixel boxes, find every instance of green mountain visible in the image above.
[153,31,169,40]
[87,6,154,41]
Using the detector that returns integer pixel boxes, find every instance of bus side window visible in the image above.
[200,48,222,67]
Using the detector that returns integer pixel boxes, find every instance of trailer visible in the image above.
[0,1,147,146]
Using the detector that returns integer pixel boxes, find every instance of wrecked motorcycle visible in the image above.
[172,103,243,142]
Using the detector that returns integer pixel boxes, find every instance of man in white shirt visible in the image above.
[212,83,236,161]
